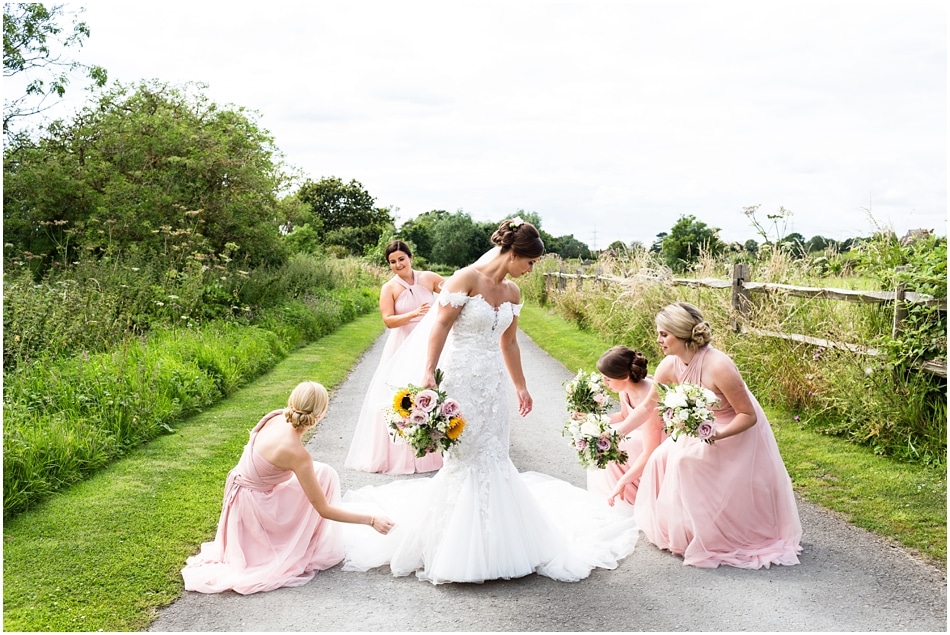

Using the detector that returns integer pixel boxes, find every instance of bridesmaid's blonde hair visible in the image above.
[656,302,713,351]
[284,381,329,430]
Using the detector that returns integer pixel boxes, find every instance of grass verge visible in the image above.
[519,304,947,567]
[2,313,385,632]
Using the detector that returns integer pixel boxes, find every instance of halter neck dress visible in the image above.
[182,410,344,594]
[634,345,802,568]
[344,272,443,474]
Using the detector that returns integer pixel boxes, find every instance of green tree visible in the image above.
[296,177,392,255]
[398,209,449,261]
[3,80,287,273]
[3,3,107,135]
[660,215,725,271]
[429,211,491,267]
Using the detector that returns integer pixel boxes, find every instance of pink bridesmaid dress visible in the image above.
[181,410,344,594]
[344,273,443,474]
[633,346,802,568]
[587,391,659,504]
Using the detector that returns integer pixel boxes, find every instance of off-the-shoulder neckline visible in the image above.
[440,291,523,312]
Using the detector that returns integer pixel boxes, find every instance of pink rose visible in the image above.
[414,389,439,412]
[597,436,611,451]
[576,439,588,451]
[697,422,715,441]
[409,409,429,425]
[593,393,606,404]
[440,398,460,418]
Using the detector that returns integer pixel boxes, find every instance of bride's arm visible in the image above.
[500,314,532,416]
[422,271,470,389]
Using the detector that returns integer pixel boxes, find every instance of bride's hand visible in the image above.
[517,389,533,417]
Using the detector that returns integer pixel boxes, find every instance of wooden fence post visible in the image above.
[892,266,908,339]
[731,263,751,332]
[558,264,567,291]
[576,267,584,291]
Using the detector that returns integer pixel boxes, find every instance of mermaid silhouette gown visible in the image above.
[633,345,802,568]
[344,273,443,474]
[340,291,639,584]
[181,410,344,594]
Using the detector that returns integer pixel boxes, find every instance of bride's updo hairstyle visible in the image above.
[491,218,545,259]
[597,345,649,383]
[656,302,713,351]
[284,381,330,430]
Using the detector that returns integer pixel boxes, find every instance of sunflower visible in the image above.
[446,416,465,440]
[393,389,413,418]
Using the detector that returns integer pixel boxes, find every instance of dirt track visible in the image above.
[149,331,946,632]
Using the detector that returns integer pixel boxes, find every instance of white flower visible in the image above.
[508,216,523,227]
[580,419,602,437]
[663,391,689,409]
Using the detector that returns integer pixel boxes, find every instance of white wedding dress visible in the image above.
[340,291,638,584]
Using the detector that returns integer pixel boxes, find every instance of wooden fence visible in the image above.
[543,263,948,378]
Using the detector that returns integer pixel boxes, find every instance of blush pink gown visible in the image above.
[181,410,344,594]
[633,346,802,569]
[344,273,443,474]
[587,391,660,504]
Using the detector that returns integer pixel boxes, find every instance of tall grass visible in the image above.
[524,248,946,465]
[3,253,385,518]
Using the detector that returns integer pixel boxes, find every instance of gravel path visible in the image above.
[149,331,946,632]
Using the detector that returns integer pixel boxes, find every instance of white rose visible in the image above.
[664,392,688,409]
[580,419,601,437]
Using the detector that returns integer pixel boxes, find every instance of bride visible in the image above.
[341,218,638,584]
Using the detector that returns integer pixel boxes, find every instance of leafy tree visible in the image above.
[3,2,107,135]
[551,234,592,259]
[398,209,450,261]
[296,177,393,255]
[743,239,759,255]
[429,211,491,267]
[650,232,667,254]
[659,215,725,271]
[779,232,807,257]
[3,80,287,274]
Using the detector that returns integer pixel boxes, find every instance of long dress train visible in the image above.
[344,273,443,474]
[633,345,802,569]
[340,291,639,584]
[181,411,344,594]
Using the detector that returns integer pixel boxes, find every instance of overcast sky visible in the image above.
[24,1,949,248]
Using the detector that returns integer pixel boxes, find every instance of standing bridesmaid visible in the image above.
[344,241,445,474]
[613,302,802,569]
[587,346,663,505]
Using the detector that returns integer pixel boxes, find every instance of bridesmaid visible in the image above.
[182,382,394,595]
[614,302,802,569]
[344,241,445,473]
[587,346,663,505]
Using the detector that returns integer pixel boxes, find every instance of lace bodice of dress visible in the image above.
[439,291,520,349]
[436,291,522,472]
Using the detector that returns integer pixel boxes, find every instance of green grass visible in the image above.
[519,303,947,567]
[2,313,385,633]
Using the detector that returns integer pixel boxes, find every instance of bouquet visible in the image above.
[385,369,466,457]
[655,382,720,444]
[563,369,611,416]
[562,412,628,469]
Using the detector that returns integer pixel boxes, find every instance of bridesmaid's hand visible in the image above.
[371,515,395,535]
[416,302,431,317]
[517,388,533,417]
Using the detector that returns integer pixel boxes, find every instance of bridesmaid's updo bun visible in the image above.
[597,345,649,383]
[656,302,713,350]
[491,217,544,259]
[284,381,330,430]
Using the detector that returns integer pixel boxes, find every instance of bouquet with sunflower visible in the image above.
[656,382,720,444]
[386,369,466,457]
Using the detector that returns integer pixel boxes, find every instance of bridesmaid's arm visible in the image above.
[607,416,663,506]
[615,360,672,436]
[379,280,427,329]
[288,449,394,534]
[706,352,757,442]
